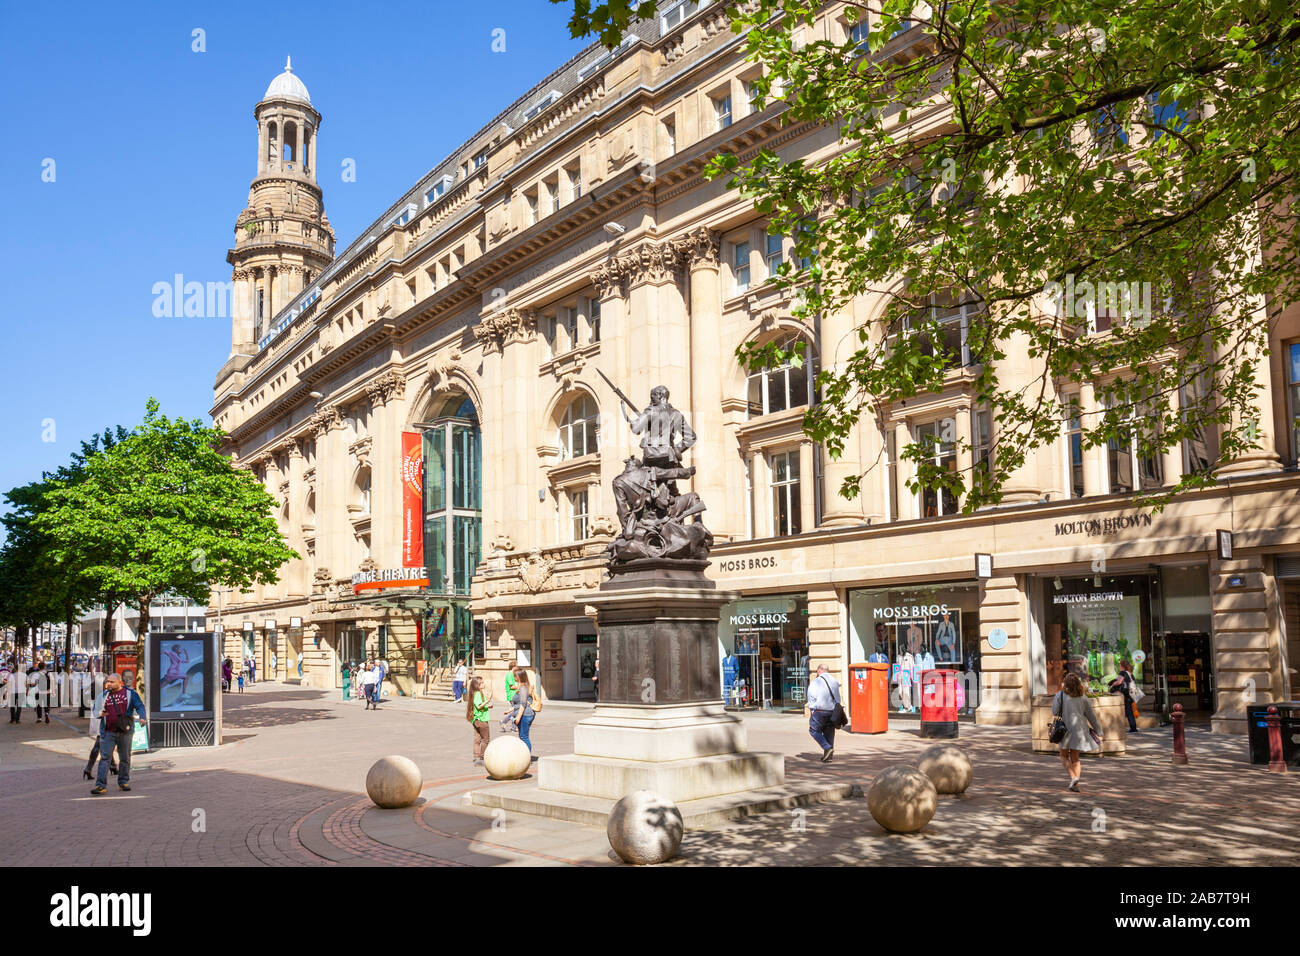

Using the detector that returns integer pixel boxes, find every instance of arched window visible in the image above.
[267,122,278,164]
[557,395,599,459]
[284,122,297,163]
[746,337,814,418]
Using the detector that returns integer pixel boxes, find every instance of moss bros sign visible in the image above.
[717,555,779,573]
[1053,513,1154,537]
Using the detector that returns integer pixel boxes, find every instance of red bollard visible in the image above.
[1267,705,1288,774]
[1171,703,1188,765]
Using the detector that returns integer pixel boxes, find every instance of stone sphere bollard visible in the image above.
[917,744,973,794]
[608,790,684,865]
[867,766,938,833]
[483,735,532,780]
[365,755,422,809]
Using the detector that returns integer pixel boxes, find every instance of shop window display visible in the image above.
[849,584,980,715]
[718,596,809,711]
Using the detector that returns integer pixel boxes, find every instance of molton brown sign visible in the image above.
[1053,512,1154,537]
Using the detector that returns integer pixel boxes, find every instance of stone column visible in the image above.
[1210,555,1282,734]
[684,229,730,535]
[1078,381,1106,496]
[988,326,1048,503]
[313,406,349,587]
[976,574,1031,725]
[591,264,631,484]
[953,402,973,508]
[1215,318,1283,477]
[820,305,867,527]
[894,419,915,520]
[283,439,308,597]
[231,269,255,356]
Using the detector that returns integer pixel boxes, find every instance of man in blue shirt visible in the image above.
[91,672,147,795]
[805,665,843,763]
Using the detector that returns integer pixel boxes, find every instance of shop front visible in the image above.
[848,583,981,716]
[1032,564,1214,719]
[717,595,809,711]
[535,618,598,700]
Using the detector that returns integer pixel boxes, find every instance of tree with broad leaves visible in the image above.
[35,399,297,696]
[555,0,1300,511]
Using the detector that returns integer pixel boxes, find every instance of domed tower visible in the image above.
[227,57,335,358]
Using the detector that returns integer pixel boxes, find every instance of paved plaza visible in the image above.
[2,683,1296,867]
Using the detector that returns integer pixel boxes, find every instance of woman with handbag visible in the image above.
[1051,673,1101,792]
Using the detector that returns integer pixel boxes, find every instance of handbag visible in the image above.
[820,676,848,729]
[1047,691,1067,744]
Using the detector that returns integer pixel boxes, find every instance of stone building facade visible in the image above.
[212,4,1300,733]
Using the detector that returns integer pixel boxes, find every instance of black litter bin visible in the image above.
[1246,702,1300,765]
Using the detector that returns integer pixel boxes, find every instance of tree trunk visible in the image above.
[136,594,152,697]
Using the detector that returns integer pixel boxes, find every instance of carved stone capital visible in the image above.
[680,227,721,269]
[310,405,343,435]
[473,308,536,353]
[365,370,406,407]
[591,260,627,300]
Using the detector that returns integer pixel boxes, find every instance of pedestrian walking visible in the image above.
[83,687,118,781]
[467,675,492,765]
[90,672,146,795]
[341,663,352,702]
[236,671,245,693]
[27,661,50,724]
[591,658,599,701]
[247,656,257,685]
[221,658,233,693]
[377,657,389,700]
[6,664,24,724]
[1052,673,1102,791]
[452,659,467,703]
[805,664,844,762]
[359,658,380,710]
[513,669,536,752]
[1108,660,1141,734]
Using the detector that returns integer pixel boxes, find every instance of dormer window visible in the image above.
[424,175,454,207]
[391,202,417,227]
[524,90,561,121]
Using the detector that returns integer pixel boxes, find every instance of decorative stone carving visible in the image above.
[365,370,406,407]
[473,308,537,352]
[358,557,377,573]
[309,406,343,434]
[681,227,720,268]
[518,548,555,593]
[588,515,618,538]
[490,533,515,553]
[427,348,465,395]
[312,567,332,588]
[591,260,626,300]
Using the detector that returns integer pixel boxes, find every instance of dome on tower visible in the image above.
[263,56,311,105]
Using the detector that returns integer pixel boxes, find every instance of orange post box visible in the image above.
[849,661,889,734]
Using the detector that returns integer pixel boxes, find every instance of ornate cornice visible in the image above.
[473,307,537,353]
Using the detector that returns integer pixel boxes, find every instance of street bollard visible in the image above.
[1267,705,1287,774]
[1171,703,1188,765]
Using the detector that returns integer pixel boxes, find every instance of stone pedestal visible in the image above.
[470,567,834,826]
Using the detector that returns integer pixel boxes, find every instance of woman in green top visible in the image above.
[467,676,493,764]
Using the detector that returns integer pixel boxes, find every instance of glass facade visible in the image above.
[849,583,980,714]
[421,397,483,666]
[717,595,809,711]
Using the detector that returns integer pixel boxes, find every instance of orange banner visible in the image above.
[401,432,423,568]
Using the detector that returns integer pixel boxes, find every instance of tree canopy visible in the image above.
[556,0,1300,509]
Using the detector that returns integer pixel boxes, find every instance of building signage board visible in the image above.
[717,555,779,573]
[1053,513,1154,537]
[401,432,424,568]
[352,568,431,592]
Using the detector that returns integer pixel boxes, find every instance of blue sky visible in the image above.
[0,0,589,509]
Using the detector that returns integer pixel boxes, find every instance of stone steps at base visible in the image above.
[471,779,858,830]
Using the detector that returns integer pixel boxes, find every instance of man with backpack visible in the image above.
[90,671,146,795]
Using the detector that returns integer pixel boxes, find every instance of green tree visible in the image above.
[35,399,297,694]
[557,0,1300,510]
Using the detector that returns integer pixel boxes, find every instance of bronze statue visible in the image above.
[606,386,712,568]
